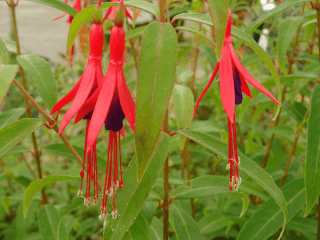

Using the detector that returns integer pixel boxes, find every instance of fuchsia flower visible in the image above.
[103,0,133,22]
[52,0,82,66]
[51,4,104,206]
[193,10,281,191]
[74,0,135,220]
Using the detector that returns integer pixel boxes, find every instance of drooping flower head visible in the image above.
[75,0,135,220]
[193,10,281,191]
[52,0,82,66]
[103,0,133,22]
[51,2,104,206]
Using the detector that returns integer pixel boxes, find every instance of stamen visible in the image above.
[78,189,83,198]
[111,209,118,219]
[226,163,230,170]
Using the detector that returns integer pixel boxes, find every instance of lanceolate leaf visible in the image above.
[237,179,305,240]
[178,130,287,232]
[126,26,147,41]
[175,26,215,44]
[0,119,43,158]
[135,22,177,181]
[0,108,25,129]
[305,84,320,216]
[38,204,67,240]
[245,0,309,34]
[17,54,57,110]
[0,39,10,64]
[198,212,229,235]
[171,13,212,26]
[277,17,303,70]
[169,205,204,240]
[104,134,169,240]
[122,213,152,240]
[150,217,163,240]
[170,176,268,201]
[0,64,19,110]
[24,175,80,217]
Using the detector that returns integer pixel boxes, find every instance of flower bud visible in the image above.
[114,2,125,27]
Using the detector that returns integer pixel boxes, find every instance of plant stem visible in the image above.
[316,0,320,66]
[125,18,139,72]
[261,3,305,168]
[13,79,83,166]
[309,24,316,55]
[9,1,48,204]
[158,0,169,238]
[279,108,310,187]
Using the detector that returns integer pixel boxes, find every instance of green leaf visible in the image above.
[135,22,177,181]
[199,44,217,71]
[27,0,78,16]
[171,176,268,201]
[172,13,212,27]
[24,174,80,217]
[231,26,281,119]
[245,0,309,34]
[178,130,287,231]
[150,217,163,240]
[1,197,11,214]
[198,212,229,235]
[0,64,19,110]
[169,205,204,240]
[17,54,57,110]
[173,84,194,130]
[123,213,152,240]
[207,0,229,60]
[0,39,10,64]
[103,134,169,240]
[237,179,305,240]
[38,204,67,240]
[305,84,320,216]
[16,200,38,240]
[0,119,43,158]
[175,26,215,44]
[0,108,25,129]
[57,197,83,240]
[282,101,307,126]
[126,26,147,41]
[277,17,303,70]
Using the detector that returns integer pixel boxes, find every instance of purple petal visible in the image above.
[233,68,243,105]
[104,94,125,132]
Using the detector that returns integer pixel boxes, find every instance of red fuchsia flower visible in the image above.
[103,0,133,22]
[52,0,82,66]
[50,3,104,206]
[74,0,135,221]
[193,10,281,191]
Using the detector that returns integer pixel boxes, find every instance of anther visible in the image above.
[226,163,230,170]
[78,190,83,197]
[111,210,118,219]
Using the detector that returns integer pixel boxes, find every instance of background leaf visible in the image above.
[17,54,57,110]
[38,204,67,240]
[0,39,10,64]
[277,17,303,71]
[305,84,320,216]
[24,175,80,217]
[0,64,19,110]
[135,22,177,181]
[27,0,78,16]
[237,179,305,240]
[0,108,25,129]
[0,119,43,158]
[178,130,287,231]
[122,213,152,240]
[169,204,204,240]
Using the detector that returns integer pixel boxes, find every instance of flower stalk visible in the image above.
[9,0,47,204]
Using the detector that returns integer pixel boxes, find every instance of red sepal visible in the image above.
[193,63,220,119]
[58,62,96,135]
[239,71,253,98]
[228,44,280,105]
[120,126,126,140]
[118,69,136,132]
[86,67,117,153]
[220,43,235,123]
[50,79,82,115]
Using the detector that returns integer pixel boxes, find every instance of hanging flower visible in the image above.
[103,0,133,22]
[52,0,82,66]
[51,3,104,206]
[74,0,135,220]
[193,10,281,191]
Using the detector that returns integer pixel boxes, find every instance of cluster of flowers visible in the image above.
[51,0,134,221]
[52,0,280,220]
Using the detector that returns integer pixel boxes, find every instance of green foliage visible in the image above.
[1,0,319,239]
